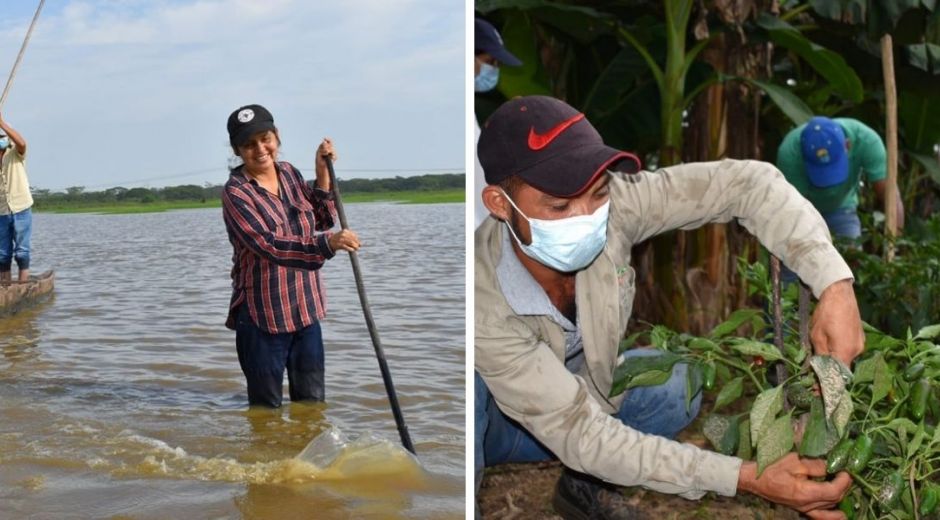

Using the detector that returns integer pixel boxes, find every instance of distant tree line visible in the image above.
[31,173,464,207]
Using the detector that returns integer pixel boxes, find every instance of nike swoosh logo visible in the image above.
[527,113,585,151]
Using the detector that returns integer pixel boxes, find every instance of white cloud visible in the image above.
[0,0,464,190]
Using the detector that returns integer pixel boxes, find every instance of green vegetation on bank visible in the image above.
[32,173,465,214]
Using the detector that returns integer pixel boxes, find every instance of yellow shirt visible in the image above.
[0,145,33,214]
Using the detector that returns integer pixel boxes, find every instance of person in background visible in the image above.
[0,112,33,283]
[777,116,904,239]
[222,104,360,408]
[475,96,860,519]
[474,17,522,228]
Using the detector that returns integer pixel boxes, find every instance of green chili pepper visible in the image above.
[702,362,716,391]
[877,472,904,509]
[786,383,815,409]
[888,387,901,405]
[910,378,930,421]
[921,486,939,516]
[846,434,873,474]
[688,338,717,352]
[904,363,926,382]
[838,495,856,520]
[826,436,855,474]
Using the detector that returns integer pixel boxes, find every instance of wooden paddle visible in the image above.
[0,0,45,110]
[324,155,416,455]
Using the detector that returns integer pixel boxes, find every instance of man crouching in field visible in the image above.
[474,96,862,519]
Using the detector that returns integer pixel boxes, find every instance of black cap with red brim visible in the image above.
[478,96,641,197]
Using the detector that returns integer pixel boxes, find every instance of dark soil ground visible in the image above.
[478,460,801,519]
[477,423,803,520]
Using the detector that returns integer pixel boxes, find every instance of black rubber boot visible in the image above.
[552,469,648,520]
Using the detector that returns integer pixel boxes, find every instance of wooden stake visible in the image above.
[881,34,898,261]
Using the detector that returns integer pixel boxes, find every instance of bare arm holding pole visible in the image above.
[0,113,27,156]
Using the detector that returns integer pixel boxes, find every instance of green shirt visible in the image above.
[776,118,886,213]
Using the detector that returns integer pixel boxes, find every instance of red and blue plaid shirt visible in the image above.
[222,161,337,333]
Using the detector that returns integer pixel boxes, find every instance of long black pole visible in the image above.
[324,156,415,454]
[0,0,45,110]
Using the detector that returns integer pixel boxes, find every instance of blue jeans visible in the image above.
[0,208,31,271]
[235,305,325,408]
[781,207,860,284]
[474,349,701,492]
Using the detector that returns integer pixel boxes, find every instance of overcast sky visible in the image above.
[0,0,464,191]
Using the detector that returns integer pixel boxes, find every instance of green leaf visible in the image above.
[853,356,876,384]
[709,309,762,339]
[810,356,850,422]
[610,352,682,396]
[626,370,672,390]
[831,392,853,439]
[908,421,926,459]
[649,325,675,349]
[757,413,794,476]
[729,340,784,363]
[737,419,752,460]
[746,78,813,126]
[915,324,940,340]
[477,0,614,35]
[911,153,940,187]
[871,352,892,407]
[704,414,741,456]
[799,397,829,457]
[714,377,745,413]
[899,89,940,154]
[751,386,784,446]
[904,43,940,74]
[756,14,863,102]
[583,45,649,121]
[688,337,719,352]
[888,417,919,435]
[618,330,647,355]
[496,13,553,98]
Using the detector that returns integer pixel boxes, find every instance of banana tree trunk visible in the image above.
[641,0,769,334]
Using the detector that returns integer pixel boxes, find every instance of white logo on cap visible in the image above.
[237,109,255,123]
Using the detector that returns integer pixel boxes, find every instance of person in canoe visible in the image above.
[221,103,360,408]
[0,111,33,283]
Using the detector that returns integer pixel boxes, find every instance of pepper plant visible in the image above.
[611,259,940,519]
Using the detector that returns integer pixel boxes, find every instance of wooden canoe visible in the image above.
[0,270,54,317]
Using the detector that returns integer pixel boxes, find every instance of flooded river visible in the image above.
[0,203,465,519]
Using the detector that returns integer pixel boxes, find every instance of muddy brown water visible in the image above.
[0,203,465,519]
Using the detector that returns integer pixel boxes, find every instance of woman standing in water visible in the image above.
[222,104,360,408]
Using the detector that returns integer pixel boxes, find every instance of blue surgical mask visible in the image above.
[475,62,499,93]
[0,138,8,149]
[501,189,610,272]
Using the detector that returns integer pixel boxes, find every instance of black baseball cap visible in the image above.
[475,18,522,67]
[478,96,641,197]
[227,104,276,149]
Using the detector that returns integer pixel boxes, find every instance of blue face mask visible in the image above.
[501,189,610,272]
[475,62,499,93]
[0,138,8,150]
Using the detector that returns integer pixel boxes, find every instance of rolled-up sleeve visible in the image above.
[222,185,334,270]
[293,166,337,231]
[475,276,742,499]
[612,159,853,297]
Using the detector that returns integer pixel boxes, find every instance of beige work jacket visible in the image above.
[475,159,854,499]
